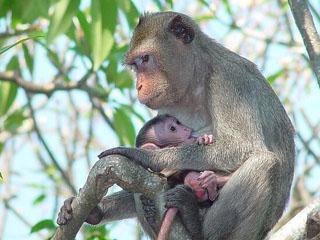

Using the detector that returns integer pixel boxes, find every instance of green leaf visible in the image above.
[267,69,284,84]
[76,11,91,55]
[7,55,20,71]
[22,44,34,76]
[222,0,232,15]
[166,0,173,8]
[0,172,3,182]
[195,14,217,22]
[0,35,44,55]
[90,0,116,70]
[153,0,163,10]
[4,109,27,133]
[113,107,136,146]
[30,219,56,234]
[21,0,50,22]
[199,0,210,8]
[0,142,4,154]
[0,81,17,116]
[47,0,80,44]
[33,193,46,205]
[84,224,111,240]
[117,0,139,28]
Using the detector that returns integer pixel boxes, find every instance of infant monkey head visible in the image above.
[136,114,197,149]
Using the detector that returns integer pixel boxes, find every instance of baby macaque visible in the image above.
[135,114,229,240]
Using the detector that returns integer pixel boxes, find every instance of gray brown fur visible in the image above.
[98,11,295,240]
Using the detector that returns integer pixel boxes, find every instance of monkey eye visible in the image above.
[129,63,138,72]
[176,120,181,125]
[170,126,176,132]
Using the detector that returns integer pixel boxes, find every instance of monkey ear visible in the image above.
[169,15,194,44]
[140,143,160,150]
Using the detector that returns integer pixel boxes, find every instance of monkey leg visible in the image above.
[203,152,287,240]
[98,190,136,223]
[165,185,203,240]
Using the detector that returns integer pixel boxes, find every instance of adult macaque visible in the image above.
[98,11,295,240]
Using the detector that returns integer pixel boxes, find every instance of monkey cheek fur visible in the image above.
[139,91,164,109]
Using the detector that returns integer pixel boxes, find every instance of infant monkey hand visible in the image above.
[197,134,214,145]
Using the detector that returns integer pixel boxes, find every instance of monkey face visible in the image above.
[125,12,199,109]
[152,116,195,146]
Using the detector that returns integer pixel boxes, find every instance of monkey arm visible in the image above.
[98,137,252,173]
[98,190,137,223]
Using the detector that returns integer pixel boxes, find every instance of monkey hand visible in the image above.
[57,197,74,225]
[197,134,214,145]
[198,171,230,201]
[57,196,103,225]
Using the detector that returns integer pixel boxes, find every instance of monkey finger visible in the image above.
[57,217,65,225]
[64,197,74,213]
[197,170,216,180]
[202,176,217,188]
[207,186,219,202]
[204,135,211,145]
[216,176,230,187]
[65,212,73,221]
[197,136,204,145]
[200,174,217,185]
[200,175,217,188]
[208,134,214,144]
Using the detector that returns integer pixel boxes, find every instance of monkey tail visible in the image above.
[157,207,178,240]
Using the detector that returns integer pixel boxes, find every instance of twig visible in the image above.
[296,132,320,163]
[91,98,115,131]
[289,0,320,85]
[0,71,108,99]
[26,93,77,194]
[84,102,94,170]
[0,25,42,39]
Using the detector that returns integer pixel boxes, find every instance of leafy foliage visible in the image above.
[30,219,56,234]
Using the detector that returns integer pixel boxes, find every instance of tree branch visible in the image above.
[289,0,320,85]
[268,198,320,240]
[0,24,42,39]
[0,71,109,99]
[52,155,190,240]
[26,93,77,195]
